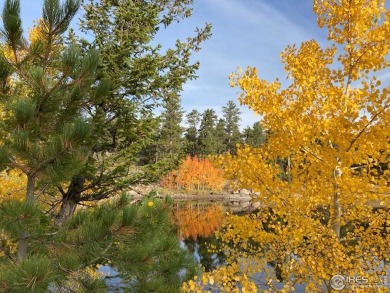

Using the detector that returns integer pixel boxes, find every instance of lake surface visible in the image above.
[98,202,389,292]
[182,234,389,292]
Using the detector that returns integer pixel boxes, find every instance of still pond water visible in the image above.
[99,202,389,292]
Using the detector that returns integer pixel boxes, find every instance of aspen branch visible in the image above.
[300,146,326,164]
[346,103,389,152]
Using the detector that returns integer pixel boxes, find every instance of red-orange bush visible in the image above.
[160,156,224,192]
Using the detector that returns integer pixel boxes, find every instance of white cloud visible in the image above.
[210,0,312,43]
[179,0,322,127]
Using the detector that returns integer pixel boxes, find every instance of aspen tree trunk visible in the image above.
[331,163,342,239]
[284,156,292,274]
[329,67,351,240]
[331,192,341,239]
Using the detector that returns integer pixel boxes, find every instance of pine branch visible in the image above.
[8,156,29,174]
[52,0,81,35]
[1,0,23,56]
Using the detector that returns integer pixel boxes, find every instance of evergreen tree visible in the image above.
[53,0,211,223]
[0,0,97,262]
[222,100,242,154]
[0,1,196,291]
[214,118,227,154]
[184,109,201,157]
[242,126,252,144]
[155,94,184,173]
[0,195,197,292]
[198,109,218,156]
[242,121,266,147]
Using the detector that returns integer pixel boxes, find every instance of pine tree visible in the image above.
[184,109,201,157]
[0,195,197,292]
[54,0,212,223]
[0,0,97,262]
[215,118,227,154]
[0,1,196,291]
[222,100,242,154]
[242,121,266,147]
[198,109,218,156]
[155,94,184,173]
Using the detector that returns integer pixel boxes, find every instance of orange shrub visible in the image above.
[160,156,224,192]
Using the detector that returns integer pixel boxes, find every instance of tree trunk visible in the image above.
[331,192,341,239]
[16,231,28,263]
[331,162,342,239]
[25,174,35,202]
[55,196,78,226]
[17,175,35,263]
[55,176,85,226]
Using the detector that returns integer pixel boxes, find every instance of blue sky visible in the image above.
[14,0,329,129]
[174,0,328,128]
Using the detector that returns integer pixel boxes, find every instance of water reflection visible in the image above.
[182,235,226,272]
[179,204,390,292]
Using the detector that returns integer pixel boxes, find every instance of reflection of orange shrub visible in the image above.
[160,156,224,192]
[171,204,225,239]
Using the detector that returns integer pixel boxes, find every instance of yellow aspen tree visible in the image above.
[0,170,24,263]
[184,1,390,292]
[0,170,26,201]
